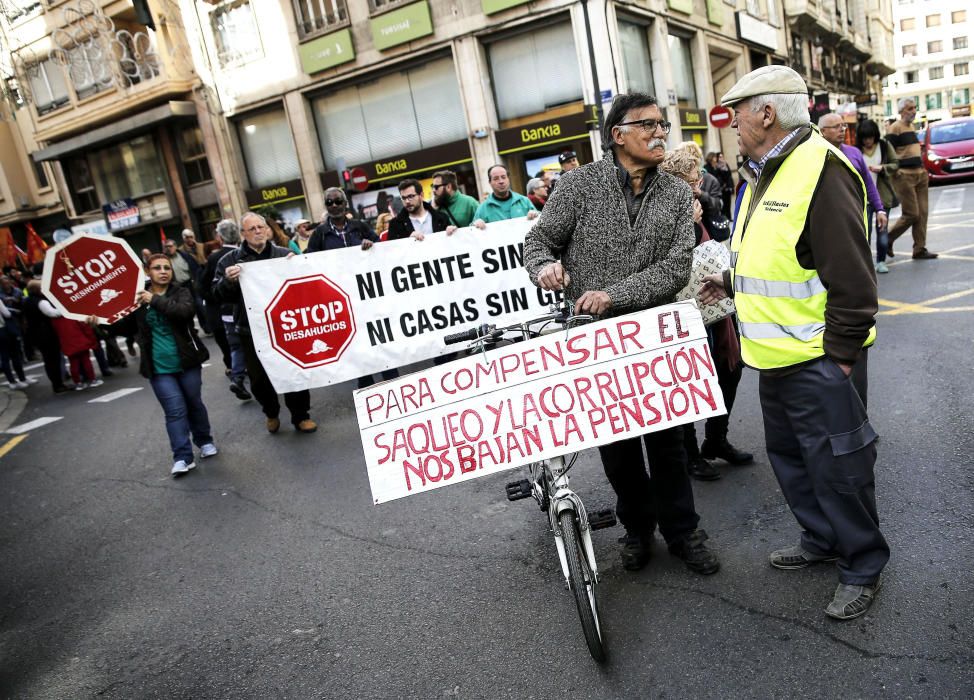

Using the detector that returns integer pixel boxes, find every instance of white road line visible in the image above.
[201,363,212,368]
[933,187,964,214]
[87,388,143,403]
[23,362,44,371]
[5,416,63,434]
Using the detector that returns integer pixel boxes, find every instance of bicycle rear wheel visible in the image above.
[558,510,606,662]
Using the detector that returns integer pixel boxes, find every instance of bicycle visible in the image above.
[444,300,617,662]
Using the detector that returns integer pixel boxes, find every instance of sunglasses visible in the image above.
[325,199,345,206]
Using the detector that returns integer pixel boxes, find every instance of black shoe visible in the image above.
[229,378,252,401]
[687,456,721,481]
[912,248,938,260]
[619,531,653,571]
[668,529,720,575]
[701,438,754,466]
[126,339,137,356]
[101,369,114,377]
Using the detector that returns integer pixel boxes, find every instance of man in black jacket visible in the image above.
[387,179,452,241]
[307,188,378,253]
[213,212,316,434]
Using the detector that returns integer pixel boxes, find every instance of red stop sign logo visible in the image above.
[41,233,144,323]
[265,274,356,369]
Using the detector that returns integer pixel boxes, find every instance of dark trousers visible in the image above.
[36,337,65,390]
[597,425,700,543]
[759,355,888,585]
[205,303,231,371]
[685,357,743,457]
[241,332,310,425]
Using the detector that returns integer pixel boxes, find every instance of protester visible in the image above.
[699,65,886,620]
[0,299,33,389]
[473,165,539,225]
[51,314,102,390]
[526,178,548,210]
[164,238,208,334]
[524,91,719,576]
[375,213,393,241]
[288,219,314,254]
[307,189,379,253]
[200,219,249,401]
[214,212,316,434]
[432,170,480,228]
[126,253,217,476]
[886,98,937,259]
[180,229,208,265]
[818,114,888,272]
[704,152,736,219]
[659,149,752,481]
[856,119,900,274]
[558,150,580,172]
[387,179,452,240]
[678,143,724,221]
[22,280,67,393]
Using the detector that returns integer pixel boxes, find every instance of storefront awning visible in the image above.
[32,101,197,163]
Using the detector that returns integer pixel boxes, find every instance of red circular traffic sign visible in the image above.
[709,105,734,129]
[350,167,369,193]
[41,233,144,323]
[264,274,356,369]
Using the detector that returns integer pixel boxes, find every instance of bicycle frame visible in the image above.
[540,456,601,588]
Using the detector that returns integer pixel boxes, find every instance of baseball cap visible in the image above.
[720,65,808,107]
[558,150,578,164]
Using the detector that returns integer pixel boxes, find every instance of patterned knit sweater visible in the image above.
[523,151,695,316]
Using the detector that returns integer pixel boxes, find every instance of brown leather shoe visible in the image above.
[295,419,317,433]
[266,417,280,433]
[912,248,938,259]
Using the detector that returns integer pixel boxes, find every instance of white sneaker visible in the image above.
[74,383,88,391]
[200,443,218,459]
[25,377,38,384]
[12,381,28,389]
[171,460,196,476]
[89,378,104,388]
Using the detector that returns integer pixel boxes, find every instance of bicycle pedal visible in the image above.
[505,479,532,501]
[588,509,617,530]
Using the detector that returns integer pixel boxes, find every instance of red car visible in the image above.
[922,117,974,182]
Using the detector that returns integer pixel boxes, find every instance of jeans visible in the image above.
[0,328,25,384]
[149,367,213,464]
[868,204,889,263]
[223,321,246,382]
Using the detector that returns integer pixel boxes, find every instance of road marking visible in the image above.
[202,363,212,368]
[0,434,28,458]
[933,187,964,213]
[879,287,974,315]
[5,416,63,434]
[887,242,974,267]
[24,362,44,371]
[88,388,143,403]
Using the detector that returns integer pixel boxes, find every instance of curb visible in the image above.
[0,388,28,434]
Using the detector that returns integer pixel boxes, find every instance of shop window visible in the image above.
[904,70,918,83]
[487,24,584,122]
[668,33,698,106]
[929,66,943,79]
[211,0,263,68]
[925,93,942,110]
[618,21,656,97]
[313,57,467,168]
[902,44,917,56]
[28,59,70,115]
[952,10,966,23]
[925,14,940,27]
[955,63,970,76]
[900,17,915,30]
[294,0,347,36]
[954,36,968,50]
[179,127,212,186]
[237,109,301,188]
[927,40,942,53]
[90,135,167,202]
[953,88,970,105]
[64,157,100,214]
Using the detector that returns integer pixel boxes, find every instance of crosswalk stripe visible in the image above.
[5,416,63,434]
[87,388,143,403]
[23,362,44,371]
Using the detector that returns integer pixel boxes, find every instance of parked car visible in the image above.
[922,117,974,182]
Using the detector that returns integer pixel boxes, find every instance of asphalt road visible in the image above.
[1,180,972,699]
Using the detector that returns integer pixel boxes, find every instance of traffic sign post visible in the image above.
[709,105,734,129]
[263,274,356,369]
[41,233,145,324]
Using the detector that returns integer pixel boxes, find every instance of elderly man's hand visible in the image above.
[361,240,373,250]
[537,262,570,291]
[409,231,425,241]
[526,210,539,220]
[697,273,727,305]
[575,291,612,316]
[225,264,242,281]
[446,226,457,236]
[472,219,487,230]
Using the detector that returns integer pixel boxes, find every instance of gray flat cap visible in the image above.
[720,65,808,106]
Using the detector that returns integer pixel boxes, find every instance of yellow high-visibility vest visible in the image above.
[730,134,876,370]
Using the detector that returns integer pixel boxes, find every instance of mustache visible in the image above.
[648,138,667,150]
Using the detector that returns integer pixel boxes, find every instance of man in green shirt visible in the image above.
[473,165,540,225]
[432,170,480,228]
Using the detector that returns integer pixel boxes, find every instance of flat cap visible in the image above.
[720,65,808,106]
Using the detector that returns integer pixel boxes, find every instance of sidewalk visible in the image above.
[0,386,28,434]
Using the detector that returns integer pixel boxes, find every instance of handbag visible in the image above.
[675,240,736,326]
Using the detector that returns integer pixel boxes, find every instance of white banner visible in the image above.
[240,218,563,393]
[354,302,727,504]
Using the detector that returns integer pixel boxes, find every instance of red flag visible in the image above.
[0,228,18,267]
[159,226,167,251]
[25,222,48,265]
[14,245,28,268]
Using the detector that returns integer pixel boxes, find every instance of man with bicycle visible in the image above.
[523,92,719,576]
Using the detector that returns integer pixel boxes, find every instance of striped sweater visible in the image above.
[523,151,695,316]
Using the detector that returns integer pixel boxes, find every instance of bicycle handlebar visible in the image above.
[443,302,592,348]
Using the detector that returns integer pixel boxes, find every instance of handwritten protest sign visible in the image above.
[241,219,562,392]
[355,302,726,504]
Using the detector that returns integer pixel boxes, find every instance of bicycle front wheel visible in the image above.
[558,510,606,662]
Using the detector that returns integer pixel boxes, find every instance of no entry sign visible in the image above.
[41,233,144,323]
[350,167,369,193]
[709,105,734,129]
[263,274,356,369]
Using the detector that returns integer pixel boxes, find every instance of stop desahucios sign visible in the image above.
[264,274,356,369]
[41,232,145,323]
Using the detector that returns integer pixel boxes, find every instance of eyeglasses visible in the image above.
[325,199,345,206]
[401,193,421,201]
[243,225,267,234]
[615,118,672,134]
